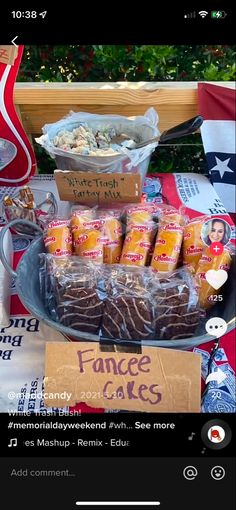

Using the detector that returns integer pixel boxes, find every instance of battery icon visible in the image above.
[211,11,227,18]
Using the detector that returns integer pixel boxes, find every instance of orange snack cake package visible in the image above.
[70,208,95,235]
[126,204,156,229]
[195,246,232,309]
[44,219,72,257]
[154,204,187,227]
[120,204,157,267]
[71,210,103,259]
[183,216,209,273]
[120,222,156,266]
[74,228,103,262]
[159,211,185,227]
[151,222,184,272]
[102,216,124,264]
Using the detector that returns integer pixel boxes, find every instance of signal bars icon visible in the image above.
[184,12,196,18]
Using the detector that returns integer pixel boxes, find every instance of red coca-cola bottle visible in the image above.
[0,45,36,186]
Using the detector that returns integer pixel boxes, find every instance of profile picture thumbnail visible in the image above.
[201,218,231,247]
[207,425,225,444]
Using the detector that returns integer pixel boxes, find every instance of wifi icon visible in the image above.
[199,10,208,18]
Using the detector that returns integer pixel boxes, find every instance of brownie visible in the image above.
[52,258,105,334]
[104,265,149,296]
[154,310,200,340]
[56,285,104,333]
[50,258,200,342]
[152,274,200,340]
[102,296,153,340]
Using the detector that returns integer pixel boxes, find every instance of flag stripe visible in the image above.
[198,82,236,121]
[201,120,235,153]
[198,82,236,217]
[211,182,236,214]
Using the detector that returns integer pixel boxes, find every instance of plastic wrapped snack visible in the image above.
[183,216,209,273]
[120,227,156,267]
[101,215,124,264]
[44,219,72,257]
[40,255,202,342]
[195,246,232,309]
[70,209,103,261]
[126,204,156,229]
[74,228,104,262]
[151,268,201,340]
[43,256,105,334]
[151,222,183,272]
[3,187,57,235]
[70,207,95,233]
[120,204,157,267]
[101,265,154,341]
[153,204,187,226]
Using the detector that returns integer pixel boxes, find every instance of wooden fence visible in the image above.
[14,81,234,137]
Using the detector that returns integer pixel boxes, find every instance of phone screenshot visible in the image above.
[0,5,235,509]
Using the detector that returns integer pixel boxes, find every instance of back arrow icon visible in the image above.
[11,36,18,47]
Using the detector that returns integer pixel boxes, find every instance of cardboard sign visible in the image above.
[0,46,18,65]
[44,343,201,412]
[54,170,142,203]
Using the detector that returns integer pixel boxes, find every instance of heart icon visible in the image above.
[205,269,228,290]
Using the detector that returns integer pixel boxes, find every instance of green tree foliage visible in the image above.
[18,45,236,82]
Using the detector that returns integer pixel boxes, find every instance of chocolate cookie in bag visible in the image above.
[101,265,154,341]
[47,256,105,334]
[151,268,201,340]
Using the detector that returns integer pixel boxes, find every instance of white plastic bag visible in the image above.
[36,108,160,182]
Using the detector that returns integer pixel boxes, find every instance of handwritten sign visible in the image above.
[0,46,18,65]
[44,343,201,412]
[54,170,142,204]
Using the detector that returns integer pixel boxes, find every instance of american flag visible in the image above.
[198,82,236,223]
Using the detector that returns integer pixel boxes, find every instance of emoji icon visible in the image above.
[205,317,227,338]
[205,269,228,290]
[211,466,225,480]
